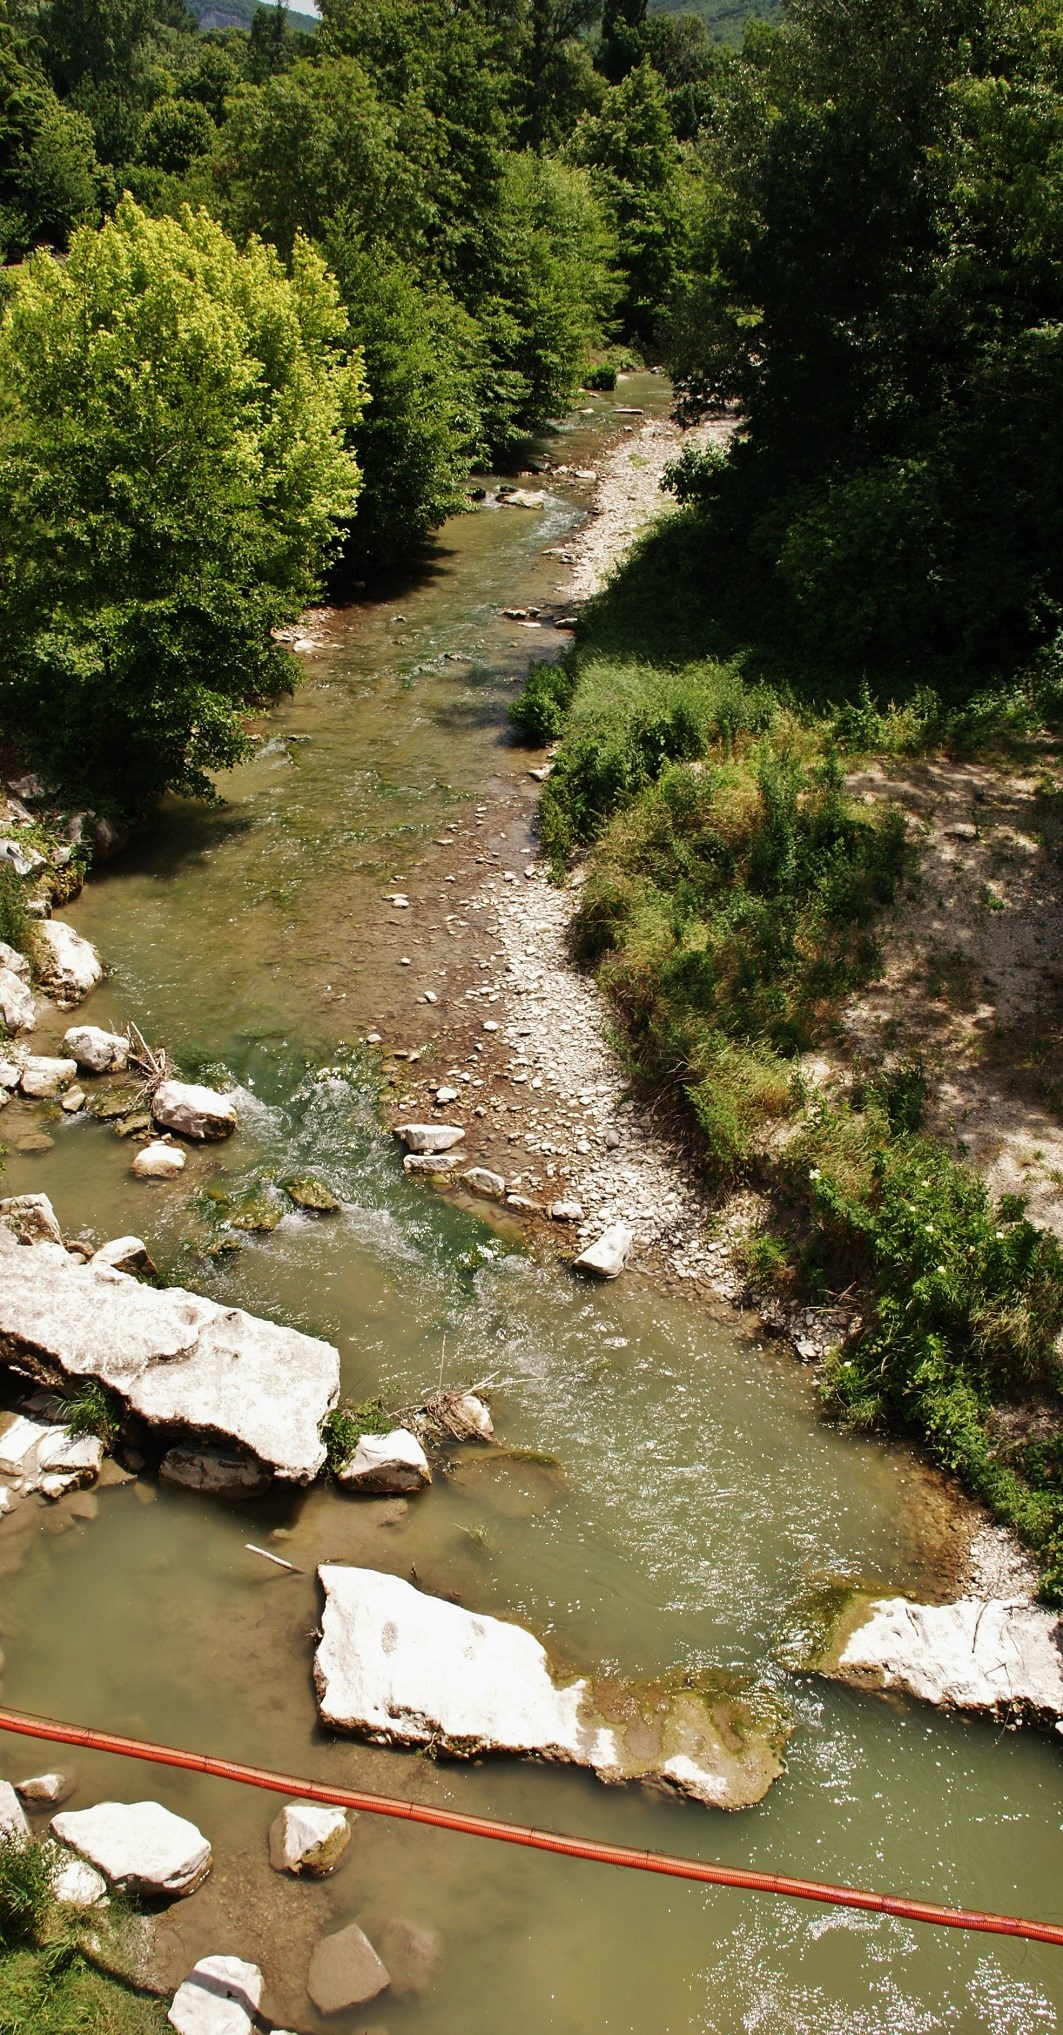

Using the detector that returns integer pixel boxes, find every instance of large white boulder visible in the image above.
[573,1223,633,1279]
[820,1593,1063,1724]
[20,1055,77,1099]
[0,1193,63,1247]
[52,1801,211,1898]
[167,1955,262,2035]
[152,1081,236,1142]
[133,1141,186,1180]
[0,967,35,1034]
[337,1429,431,1495]
[63,1025,129,1075]
[35,920,103,1007]
[314,1568,787,1809]
[395,1123,465,1154]
[268,1801,351,1876]
[0,1227,338,1482]
[307,1923,389,2014]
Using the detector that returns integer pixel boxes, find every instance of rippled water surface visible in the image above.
[2,381,1061,2032]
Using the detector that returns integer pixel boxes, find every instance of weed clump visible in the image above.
[65,1382,122,1449]
[322,1397,392,1476]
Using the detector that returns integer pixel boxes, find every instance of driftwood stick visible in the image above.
[245,1542,301,1575]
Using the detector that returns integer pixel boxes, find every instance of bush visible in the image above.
[509,658,577,743]
[0,1834,57,1954]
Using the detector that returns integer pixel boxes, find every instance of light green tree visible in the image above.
[0,197,363,808]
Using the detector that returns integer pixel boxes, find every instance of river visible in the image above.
[0,378,1060,2033]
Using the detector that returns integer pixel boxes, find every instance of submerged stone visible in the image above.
[314,1567,788,1809]
[281,1175,340,1212]
[307,1922,390,2014]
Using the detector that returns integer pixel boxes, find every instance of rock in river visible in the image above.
[337,1429,431,1494]
[20,1055,77,1099]
[307,1922,390,2014]
[0,1192,63,1247]
[810,1591,1063,1726]
[152,1080,236,1142]
[52,1801,211,1897]
[0,1227,339,1482]
[167,1955,262,2035]
[159,1447,271,1497]
[314,1568,788,1809]
[34,920,103,1007]
[269,1801,351,1876]
[573,1223,633,1279]
[395,1122,465,1154]
[63,1025,129,1075]
[133,1141,186,1180]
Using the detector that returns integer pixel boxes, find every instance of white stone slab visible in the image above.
[52,1800,211,1897]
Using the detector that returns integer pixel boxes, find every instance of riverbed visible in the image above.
[1,378,1061,2033]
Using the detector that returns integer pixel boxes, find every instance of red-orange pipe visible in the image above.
[0,1704,1060,1947]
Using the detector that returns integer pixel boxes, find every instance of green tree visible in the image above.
[326,244,483,554]
[571,55,684,340]
[0,198,362,808]
[514,0,603,150]
[0,22,99,257]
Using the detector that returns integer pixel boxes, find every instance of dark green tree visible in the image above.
[572,55,685,341]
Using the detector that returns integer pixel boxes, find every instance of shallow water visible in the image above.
[2,379,1062,2032]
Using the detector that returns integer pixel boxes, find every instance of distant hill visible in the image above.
[188,0,317,32]
[650,0,784,44]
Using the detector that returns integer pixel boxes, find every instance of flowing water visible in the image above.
[1,379,1061,2032]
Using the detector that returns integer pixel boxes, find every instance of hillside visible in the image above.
[188,0,317,32]
[650,0,784,44]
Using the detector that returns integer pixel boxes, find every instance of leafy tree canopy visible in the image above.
[0,197,363,808]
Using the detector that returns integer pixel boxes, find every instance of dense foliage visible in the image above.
[666,0,1063,692]
[0,198,362,805]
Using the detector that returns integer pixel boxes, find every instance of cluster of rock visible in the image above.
[4,1766,433,2028]
[0,1192,340,1487]
[394,1124,634,1277]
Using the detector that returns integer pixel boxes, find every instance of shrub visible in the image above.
[509,658,577,743]
[0,1834,57,1954]
[65,1380,122,1448]
[0,867,30,955]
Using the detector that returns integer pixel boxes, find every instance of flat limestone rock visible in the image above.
[152,1081,236,1142]
[53,1851,108,1908]
[52,1801,211,1898]
[0,1228,338,1482]
[337,1429,431,1495]
[461,1167,506,1200]
[63,1026,129,1075]
[315,1568,788,1810]
[573,1224,633,1279]
[167,1955,263,2035]
[35,920,103,1007]
[307,1922,390,2013]
[813,1591,1063,1724]
[403,1152,460,1175]
[268,1801,351,1876]
[395,1123,466,1154]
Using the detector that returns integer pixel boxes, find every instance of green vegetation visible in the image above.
[0,1833,164,2034]
[0,868,31,956]
[0,197,362,808]
[65,1379,123,1446]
